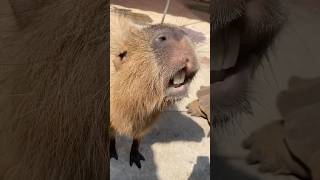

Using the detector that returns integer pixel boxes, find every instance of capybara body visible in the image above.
[110,11,199,167]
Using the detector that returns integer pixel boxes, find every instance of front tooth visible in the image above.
[212,28,240,71]
[212,34,224,71]
[173,71,185,85]
[222,28,240,69]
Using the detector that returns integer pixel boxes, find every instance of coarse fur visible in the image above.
[211,0,287,125]
[109,11,199,169]
[109,12,198,139]
[0,0,109,180]
[110,13,165,138]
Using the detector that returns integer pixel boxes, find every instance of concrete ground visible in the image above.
[213,0,320,180]
[110,0,320,179]
[110,1,210,180]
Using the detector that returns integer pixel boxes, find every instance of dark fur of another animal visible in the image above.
[210,0,287,126]
[0,0,109,180]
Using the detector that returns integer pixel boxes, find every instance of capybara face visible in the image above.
[110,15,199,112]
[146,24,199,102]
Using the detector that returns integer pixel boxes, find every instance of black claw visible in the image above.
[129,150,145,169]
[110,138,118,160]
[110,149,118,160]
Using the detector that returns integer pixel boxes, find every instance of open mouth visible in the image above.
[166,67,197,99]
[212,27,243,84]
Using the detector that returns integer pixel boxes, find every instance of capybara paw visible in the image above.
[110,148,118,160]
[129,150,145,169]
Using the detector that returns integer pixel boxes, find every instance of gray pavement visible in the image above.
[110,2,210,180]
[110,0,320,179]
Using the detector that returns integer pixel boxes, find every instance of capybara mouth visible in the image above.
[212,27,250,84]
[145,23,199,102]
[165,67,197,100]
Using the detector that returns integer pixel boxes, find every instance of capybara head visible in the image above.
[110,14,199,116]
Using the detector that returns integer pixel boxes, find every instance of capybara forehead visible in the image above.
[142,24,187,40]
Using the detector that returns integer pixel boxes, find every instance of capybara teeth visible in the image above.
[173,71,185,85]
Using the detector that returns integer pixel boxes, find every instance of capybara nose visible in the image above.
[148,25,199,72]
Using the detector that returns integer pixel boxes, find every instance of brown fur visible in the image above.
[109,12,198,139]
[110,13,166,139]
[0,0,109,179]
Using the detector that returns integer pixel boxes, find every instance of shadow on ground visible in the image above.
[110,1,210,179]
[111,106,207,180]
[188,156,210,180]
[211,140,259,180]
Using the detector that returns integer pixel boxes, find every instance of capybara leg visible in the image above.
[129,139,145,169]
[110,137,118,160]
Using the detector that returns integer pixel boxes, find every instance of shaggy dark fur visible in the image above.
[0,0,109,179]
[210,0,287,125]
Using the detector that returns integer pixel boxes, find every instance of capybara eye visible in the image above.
[118,51,127,60]
[157,36,167,42]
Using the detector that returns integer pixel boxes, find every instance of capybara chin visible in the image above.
[110,13,199,168]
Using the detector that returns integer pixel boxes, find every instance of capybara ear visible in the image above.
[110,11,145,71]
[118,50,127,61]
[112,50,128,70]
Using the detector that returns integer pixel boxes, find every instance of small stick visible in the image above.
[161,0,171,24]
